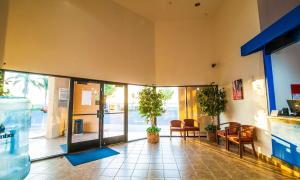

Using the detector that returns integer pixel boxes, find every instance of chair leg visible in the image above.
[217,136,220,144]
[184,131,186,141]
[252,142,258,158]
[239,143,243,158]
[187,131,189,137]
[180,131,182,137]
[227,140,229,150]
[194,131,195,137]
[170,130,172,138]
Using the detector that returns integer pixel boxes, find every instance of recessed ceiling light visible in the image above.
[195,2,201,7]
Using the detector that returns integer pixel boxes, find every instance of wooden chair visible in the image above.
[216,122,241,149]
[227,125,257,158]
[170,120,184,138]
[183,119,199,138]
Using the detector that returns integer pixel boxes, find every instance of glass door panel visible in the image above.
[102,84,126,144]
[68,79,102,152]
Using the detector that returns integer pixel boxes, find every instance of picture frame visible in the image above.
[232,79,243,100]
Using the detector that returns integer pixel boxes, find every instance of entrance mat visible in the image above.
[64,147,120,166]
[60,144,67,153]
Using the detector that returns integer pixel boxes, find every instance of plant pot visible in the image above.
[147,132,160,144]
[207,131,216,142]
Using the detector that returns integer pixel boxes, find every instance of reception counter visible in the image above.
[269,116,300,169]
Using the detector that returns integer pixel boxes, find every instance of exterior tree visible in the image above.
[6,73,48,97]
[0,70,9,96]
[161,89,174,101]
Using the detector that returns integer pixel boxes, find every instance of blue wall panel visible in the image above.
[263,50,276,112]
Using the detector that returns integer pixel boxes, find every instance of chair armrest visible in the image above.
[219,122,230,126]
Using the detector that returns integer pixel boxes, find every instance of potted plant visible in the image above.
[197,85,227,142]
[138,87,166,144]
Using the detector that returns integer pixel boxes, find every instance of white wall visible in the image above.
[272,42,300,109]
[212,0,272,156]
[257,0,300,30]
[3,0,155,85]
[155,19,216,86]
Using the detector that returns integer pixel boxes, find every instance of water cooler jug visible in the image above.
[0,97,32,180]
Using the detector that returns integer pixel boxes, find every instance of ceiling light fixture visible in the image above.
[195,2,201,7]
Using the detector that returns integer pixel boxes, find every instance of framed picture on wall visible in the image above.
[232,79,243,100]
[291,84,300,99]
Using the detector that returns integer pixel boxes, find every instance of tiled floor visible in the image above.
[26,137,294,180]
[29,136,66,160]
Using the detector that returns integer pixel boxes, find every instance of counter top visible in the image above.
[268,116,300,123]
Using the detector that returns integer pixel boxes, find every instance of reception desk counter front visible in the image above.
[269,116,300,168]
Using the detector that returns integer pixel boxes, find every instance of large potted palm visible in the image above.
[197,86,227,142]
[138,87,166,144]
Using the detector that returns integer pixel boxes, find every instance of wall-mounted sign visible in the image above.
[82,90,92,106]
[59,88,69,101]
[232,79,243,100]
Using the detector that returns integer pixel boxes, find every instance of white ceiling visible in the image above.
[113,0,224,22]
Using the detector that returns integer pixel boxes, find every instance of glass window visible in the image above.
[156,87,180,136]
[4,71,69,160]
[128,85,148,141]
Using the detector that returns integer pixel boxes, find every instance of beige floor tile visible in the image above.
[101,168,119,177]
[164,170,181,178]
[148,169,164,178]
[132,169,149,177]
[27,138,294,180]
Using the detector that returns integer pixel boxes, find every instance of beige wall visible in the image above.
[212,0,272,156]
[0,0,9,66]
[257,0,300,30]
[3,0,155,85]
[155,20,216,86]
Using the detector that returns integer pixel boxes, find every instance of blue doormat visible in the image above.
[60,144,67,153]
[64,147,120,166]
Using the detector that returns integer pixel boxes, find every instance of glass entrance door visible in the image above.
[67,79,103,152]
[102,83,127,145]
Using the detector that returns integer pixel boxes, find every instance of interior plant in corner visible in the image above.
[138,87,166,144]
[197,85,227,142]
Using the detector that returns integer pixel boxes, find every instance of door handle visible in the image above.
[97,110,100,118]
[97,110,103,118]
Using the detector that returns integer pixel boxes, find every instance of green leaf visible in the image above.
[197,86,227,129]
[138,87,166,127]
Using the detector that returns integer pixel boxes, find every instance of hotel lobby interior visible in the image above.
[0,0,300,179]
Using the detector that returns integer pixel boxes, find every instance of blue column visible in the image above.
[263,50,276,112]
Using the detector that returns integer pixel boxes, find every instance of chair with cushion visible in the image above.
[183,119,199,138]
[170,120,184,138]
[216,122,241,149]
[227,125,257,158]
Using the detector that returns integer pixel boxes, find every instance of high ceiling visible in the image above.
[113,0,224,22]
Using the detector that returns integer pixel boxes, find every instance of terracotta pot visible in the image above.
[147,132,160,144]
[207,131,216,142]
